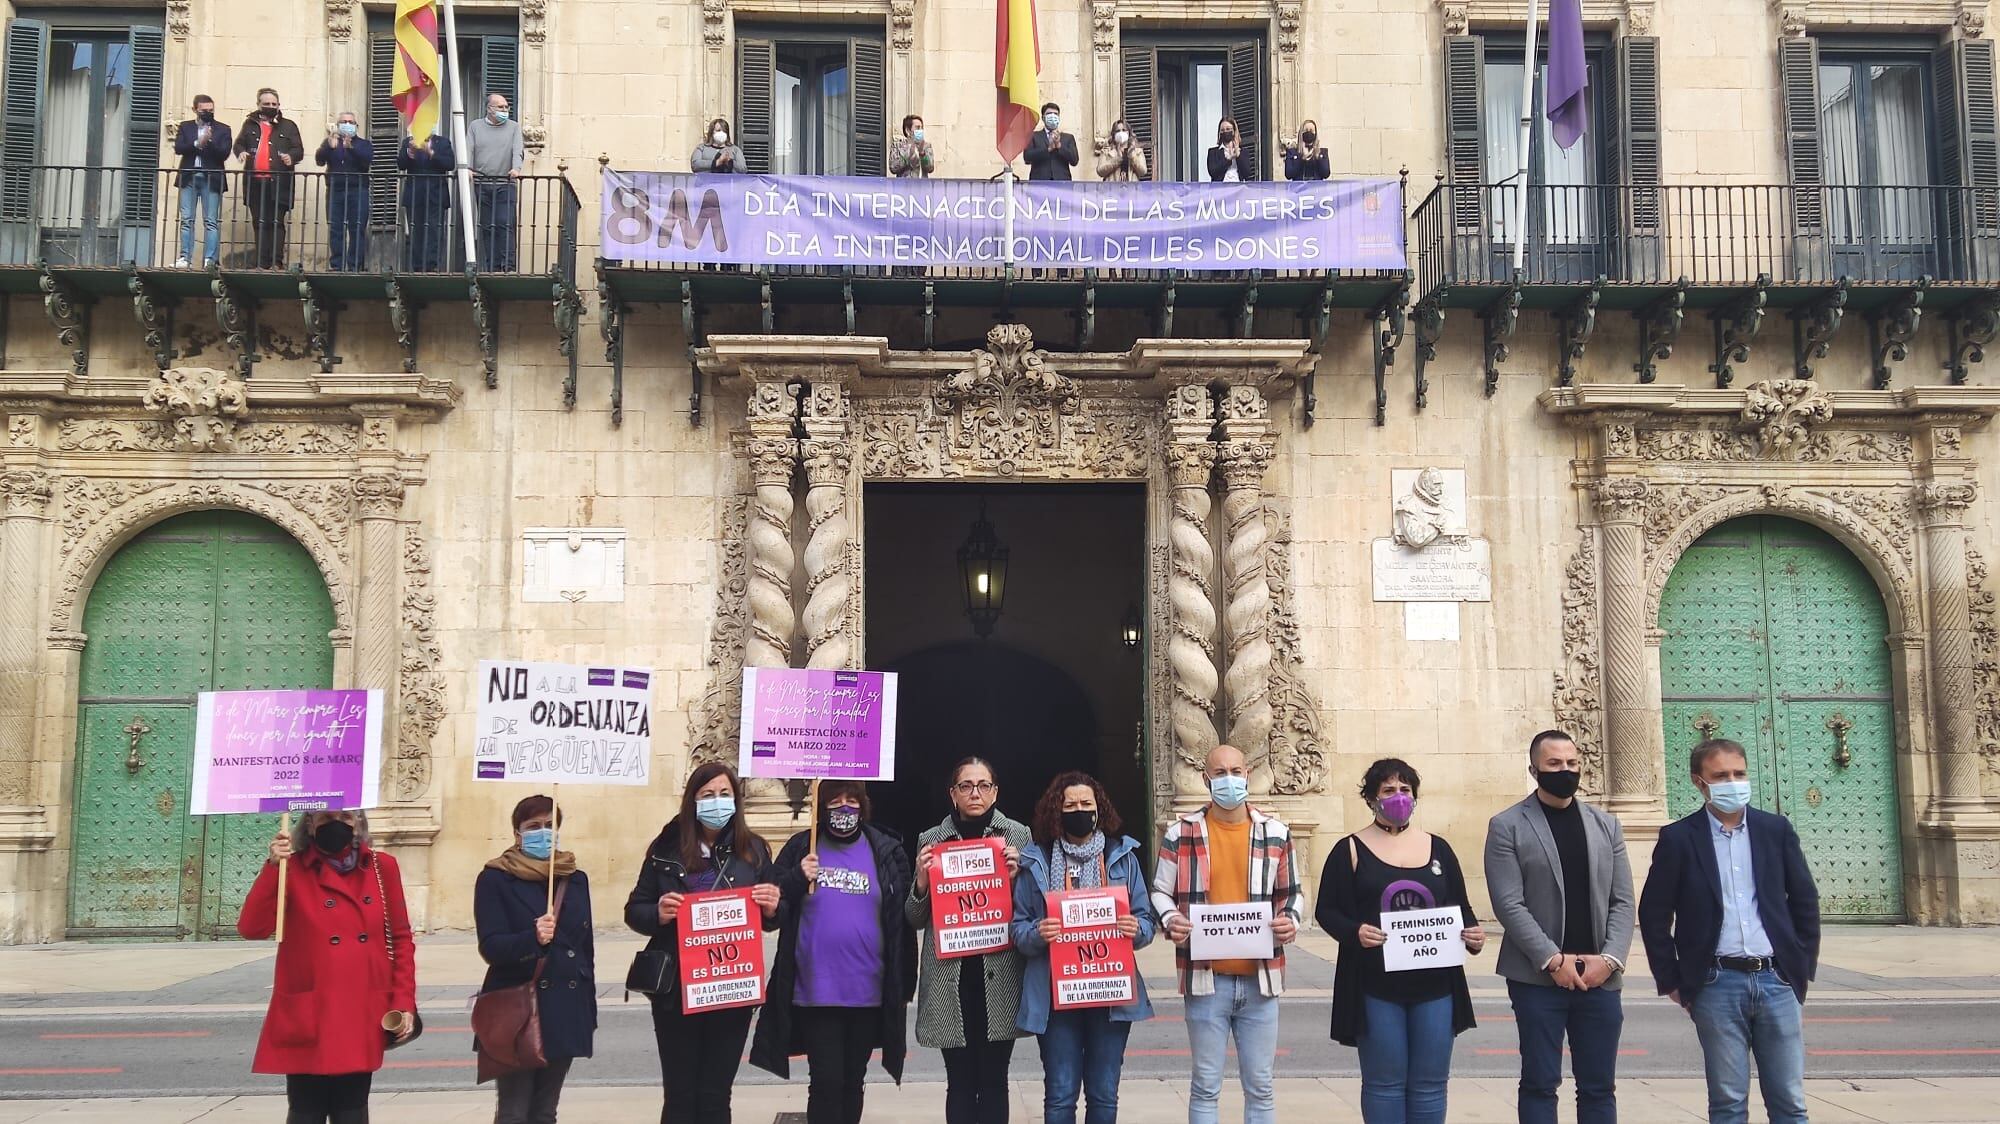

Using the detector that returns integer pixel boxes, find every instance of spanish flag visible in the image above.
[994,0,1040,162]
[392,0,443,141]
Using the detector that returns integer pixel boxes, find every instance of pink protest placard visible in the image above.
[191,689,383,815]
[737,667,897,781]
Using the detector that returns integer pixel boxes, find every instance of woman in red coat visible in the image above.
[239,809,418,1124]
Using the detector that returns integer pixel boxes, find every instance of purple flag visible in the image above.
[1546,0,1588,150]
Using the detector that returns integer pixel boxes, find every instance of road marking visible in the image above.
[1809,1048,2000,1057]
[0,1066,124,1076]
[38,1030,213,1040]
[382,1059,477,1069]
[1802,1016,1893,1024]
[1474,1048,1649,1057]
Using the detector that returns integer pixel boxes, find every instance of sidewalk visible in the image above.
[5,1077,2000,1123]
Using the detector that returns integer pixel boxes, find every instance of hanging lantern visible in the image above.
[957,501,1009,639]
[1120,603,1143,649]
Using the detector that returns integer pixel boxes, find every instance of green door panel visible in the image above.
[71,510,334,940]
[1658,516,1903,919]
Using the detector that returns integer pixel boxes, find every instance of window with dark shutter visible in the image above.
[478,36,519,114]
[1121,44,1156,172]
[849,38,885,176]
[1226,40,1262,179]
[1780,36,1823,235]
[735,37,774,173]
[738,29,885,176]
[366,32,400,227]
[1,16,50,242]
[1443,35,1484,233]
[1935,38,1999,237]
[1617,36,1660,232]
[1122,33,1267,182]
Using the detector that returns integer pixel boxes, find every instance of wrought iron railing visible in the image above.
[1412,182,2000,294]
[0,166,579,279]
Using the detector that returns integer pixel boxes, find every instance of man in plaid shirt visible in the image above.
[1151,744,1304,1124]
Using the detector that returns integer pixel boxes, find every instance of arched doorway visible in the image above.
[69,510,336,938]
[1658,515,1903,919]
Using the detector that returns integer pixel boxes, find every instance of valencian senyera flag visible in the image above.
[1545,0,1589,149]
[393,0,443,141]
[995,0,1040,162]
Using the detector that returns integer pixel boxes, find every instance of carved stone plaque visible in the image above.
[1372,537,1493,602]
[522,528,628,603]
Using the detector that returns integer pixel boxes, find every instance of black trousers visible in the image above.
[285,1072,371,1124]
[650,994,755,1124]
[942,1037,1015,1124]
[494,1056,573,1124]
[247,178,288,267]
[798,1006,878,1124]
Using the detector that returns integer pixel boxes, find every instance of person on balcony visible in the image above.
[1284,121,1330,182]
[1024,104,1078,182]
[232,88,305,268]
[468,93,524,272]
[398,131,454,273]
[1095,121,1148,183]
[692,119,747,175]
[172,95,230,269]
[1207,117,1253,183]
[889,115,934,179]
[315,111,373,272]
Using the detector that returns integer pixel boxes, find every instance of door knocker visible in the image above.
[123,715,153,775]
[1826,713,1854,769]
[1692,713,1721,741]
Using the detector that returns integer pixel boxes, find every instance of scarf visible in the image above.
[325,847,359,874]
[485,846,578,882]
[952,808,997,839]
[1056,831,1107,889]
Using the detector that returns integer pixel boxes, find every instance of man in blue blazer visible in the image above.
[1639,737,1820,1124]
[171,95,231,268]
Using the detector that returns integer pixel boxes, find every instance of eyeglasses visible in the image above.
[952,782,997,795]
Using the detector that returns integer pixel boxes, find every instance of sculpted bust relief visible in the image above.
[1392,466,1452,550]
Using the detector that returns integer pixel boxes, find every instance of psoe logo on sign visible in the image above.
[692,897,750,932]
[940,847,997,880]
[1061,894,1118,928]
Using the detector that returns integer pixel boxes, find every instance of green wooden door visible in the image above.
[70,510,335,939]
[1659,515,1903,919]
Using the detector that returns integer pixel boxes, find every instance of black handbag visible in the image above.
[625,945,677,997]
[375,856,425,1049]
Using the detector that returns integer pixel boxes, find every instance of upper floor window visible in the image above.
[366,12,519,225]
[1481,41,1608,244]
[736,29,885,176]
[1121,36,1264,182]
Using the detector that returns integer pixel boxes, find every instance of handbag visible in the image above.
[470,878,569,1082]
[624,944,677,997]
[375,855,426,1050]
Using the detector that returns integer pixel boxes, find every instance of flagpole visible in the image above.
[1002,163,1016,266]
[1511,0,1541,275]
[441,0,480,271]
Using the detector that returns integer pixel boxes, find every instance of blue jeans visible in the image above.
[1355,993,1454,1124]
[327,186,368,271]
[475,178,517,271]
[177,179,221,264]
[1690,966,1808,1124]
[1185,974,1279,1124]
[1507,979,1622,1124]
[1038,1008,1131,1124]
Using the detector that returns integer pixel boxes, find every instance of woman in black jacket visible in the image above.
[476,794,596,1123]
[1284,119,1331,181]
[1207,116,1255,182]
[749,780,916,1124]
[625,762,780,1124]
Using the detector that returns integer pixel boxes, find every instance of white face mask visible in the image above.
[713,130,728,145]
[1113,130,1129,145]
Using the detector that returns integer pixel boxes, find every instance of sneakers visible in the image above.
[174,256,190,268]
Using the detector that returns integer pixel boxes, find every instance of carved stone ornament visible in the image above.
[3,467,55,514]
[1277,3,1302,54]
[703,0,727,49]
[326,0,354,41]
[1093,2,1118,57]
[1552,529,1608,794]
[690,497,752,768]
[522,0,547,45]
[1442,3,1470,34]
[1962,0,1988,37]
[167,0,191,39]
[1969,549,2000,786]
[894,324,1102,478]
[396,531,445,800]
[1262,500,1327,794]
[1738,379,1835,455]
[891,0,915,51]
[141,367,249,451]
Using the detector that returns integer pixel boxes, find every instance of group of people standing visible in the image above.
[238,730,1820,1124]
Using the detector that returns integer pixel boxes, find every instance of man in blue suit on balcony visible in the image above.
[172,95,230,268]
[315,111,373,271]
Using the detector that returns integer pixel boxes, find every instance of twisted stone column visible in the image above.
[1594,477,1662,813]
[352,470,406,699]
[744,381,800,672]
[800,383,853,671]
[1919,481,1986,815]
[1217,385,1276,788]
[1166,439,1219,797]
[0,467,54,807]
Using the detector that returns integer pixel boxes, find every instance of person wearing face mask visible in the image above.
[750,780,916,1124]
[232,87,305,268]
[1094,121,1148,183]
[314,111,374,272]
[1206,117,1253,182]
[172,95,231,268]
[1012,770,1156,1124]
[1283,120,1329,182]
[1024,102,1079,182]
[692,118,749,175]
[467,93,525,272]
[397,129,455,272]
[625,762,780,1124]
[889,115,935,179]
[1482,730,1635,1124]
[237,809,416,1124]
[1640,738,1820,1124]
[1315,759,1484,1124]
[1151,745,1301,1124]
[908,757,1029,1124]
[474,794,594,1123]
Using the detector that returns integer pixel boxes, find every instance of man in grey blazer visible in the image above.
[1484,729,1635,1124]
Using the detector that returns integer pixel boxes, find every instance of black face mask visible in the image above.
[953,806,996,837]
[1301,130,1316,145]
[197,110,214,123]
[260,107,280,119]
[823,806,862,839]
[1535,768,1582,800]
[312,819,356,855]
[1060,810,1097,839]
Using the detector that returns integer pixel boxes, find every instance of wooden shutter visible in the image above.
[1780,36,1823,234]
[736,37,775,173]
[850,38,886,175]
[367,30,400,226]
[1226,40,1263,179]
[1617,36,1661,231]
[122,25,165,242]
[1,17,49,228]
[1936,39,1999,232]
[481,35,520,115]
[1120,44,1157,172]
[1444,34,1485,232]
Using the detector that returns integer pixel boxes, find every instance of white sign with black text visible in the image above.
[1187,902,1273,962]
[1381,906,1467,972]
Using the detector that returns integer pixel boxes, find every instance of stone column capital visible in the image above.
[352,471,407,519]
[1166,441,1218,488]
[1218,440,1276,489]
[1919,480,1979,524]
[800,438,853,487]
[1593,477,1649,523]
[745,438,800,485]
[2,468,54,515]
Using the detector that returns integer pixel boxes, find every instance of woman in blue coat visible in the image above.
[476,794,596,1124]
[1012,771,1156,1124]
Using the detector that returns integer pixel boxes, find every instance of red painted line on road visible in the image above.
[382,1059,477,1069]
[0,1066,124,1076]
[1810,1048,2000,1057]
[1475,1048,1649,1057]
[39,1030,212,1040]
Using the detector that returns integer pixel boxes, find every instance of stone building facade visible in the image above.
[1,0,1999,941]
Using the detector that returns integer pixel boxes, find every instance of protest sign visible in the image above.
[1382,906,1468,972]
[474,660,654,786]
[1187,901,1273,962]
[678,887,767,1012]
[1045,886,1137,1010]
[738,667,897,781]
[929,838,1011,959]
[192,689,383,815]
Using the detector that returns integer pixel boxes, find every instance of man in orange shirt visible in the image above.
[231,88,305,268]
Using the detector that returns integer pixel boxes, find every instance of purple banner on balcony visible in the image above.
[601,171,1405,271]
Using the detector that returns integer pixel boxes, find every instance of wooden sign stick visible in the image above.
[548,784,560,914]
[807,778,821,896]
[276,812,290,943]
